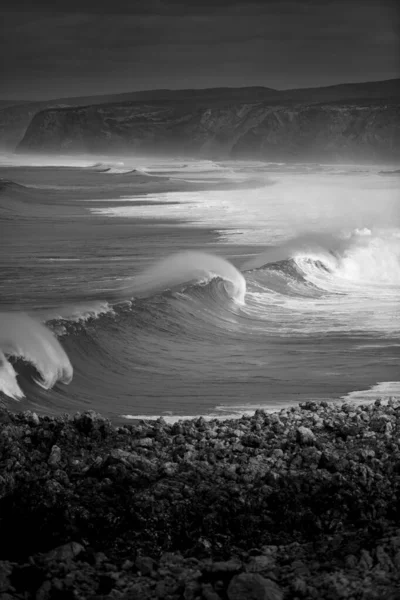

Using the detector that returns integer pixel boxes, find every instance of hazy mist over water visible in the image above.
[0,153,399,422]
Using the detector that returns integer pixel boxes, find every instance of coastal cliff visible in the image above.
[0,87,278,152]
[17,100,400,162]
[10,79,400,161]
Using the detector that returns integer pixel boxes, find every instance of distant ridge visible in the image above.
[0,86,280,111]
[3,78,399,107]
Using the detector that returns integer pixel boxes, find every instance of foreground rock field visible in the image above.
[1,398,400,599]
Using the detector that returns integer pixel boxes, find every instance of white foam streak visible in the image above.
[341,382,400,404]
[90,168,400,245]
[121,403,283,423]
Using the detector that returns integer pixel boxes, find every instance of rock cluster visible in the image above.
[1,398,400,598]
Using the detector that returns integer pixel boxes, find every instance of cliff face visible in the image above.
[232,103,400,162]
[0,87,278,151]
[0,103,44,150]
[10,79,400,161]
[17,100,400,162]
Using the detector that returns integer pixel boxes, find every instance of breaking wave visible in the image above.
[290,232,400,295]
[243,229,400,292]
[0,313,73,400]
[116,251,246,305]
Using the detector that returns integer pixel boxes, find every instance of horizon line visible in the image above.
[1,76,399,104]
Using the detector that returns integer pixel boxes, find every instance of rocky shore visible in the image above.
[1,398,400,599]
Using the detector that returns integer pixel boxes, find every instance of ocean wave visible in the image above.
[0,252,245,400]
[39,252,245,328]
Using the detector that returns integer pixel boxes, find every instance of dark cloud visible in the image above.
[0,0,399,99]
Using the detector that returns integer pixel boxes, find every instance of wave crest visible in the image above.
[0,313,73,400]
[117,251,246,304]
[88,162,144,175]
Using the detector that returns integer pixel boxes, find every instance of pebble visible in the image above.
[48,445,61,466]
[296,426,316,445]
[227,573,283,600]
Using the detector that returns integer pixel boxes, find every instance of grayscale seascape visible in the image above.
[1,3,400,596]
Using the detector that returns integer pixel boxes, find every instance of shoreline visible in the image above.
[5,379,399,426]
[1,398,400,599]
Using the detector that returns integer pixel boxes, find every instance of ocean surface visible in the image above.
[0,154,399,422]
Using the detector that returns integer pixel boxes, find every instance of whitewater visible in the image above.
[0,155,399,421]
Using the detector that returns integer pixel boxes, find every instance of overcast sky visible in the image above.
[1,0,399,100]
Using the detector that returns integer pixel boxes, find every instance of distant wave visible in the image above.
[88,162,149,175]
[0,178,29,192]
[176,160,229,172]
[379,169,400,176]
[89,162,126,173]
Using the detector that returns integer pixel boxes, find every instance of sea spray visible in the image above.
[291,232,400,290]
[240,232,354,271]
[242,229,400,285]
